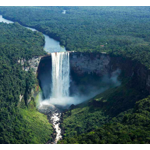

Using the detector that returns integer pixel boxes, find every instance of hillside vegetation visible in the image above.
[1,6,150,144]
[1,7,150,68]
[0,22,53,144]
[59,80,150,144]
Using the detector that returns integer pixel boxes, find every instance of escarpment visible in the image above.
[18,55,43,104]
[37,52,150,99]
[18,56,42,75]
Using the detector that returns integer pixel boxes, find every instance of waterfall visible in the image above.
[51,52,70,98]
[39,52,70,144]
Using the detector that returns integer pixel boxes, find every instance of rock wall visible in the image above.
[18,56,42,74]
[37,52,150,95]
[70,52,150,94]
[37,55,52,99]
[70,52,110,76]
[19,94,23,102]
[17,56,43,105]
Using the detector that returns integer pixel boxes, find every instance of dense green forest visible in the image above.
[59,95,150,144]
[1,6,150,68]
[1,6,150,144]
[58,80,150,144]
[0,22,53,144]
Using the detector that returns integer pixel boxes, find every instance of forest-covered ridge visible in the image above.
[1,6,150,144]
[59,80,150,144]
[0,22,53,144]
[1,6,150,68]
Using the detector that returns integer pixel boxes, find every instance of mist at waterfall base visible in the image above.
[38,52,121,108]
[49,69,121,106]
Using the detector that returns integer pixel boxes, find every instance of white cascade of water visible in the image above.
[51,52,70,98]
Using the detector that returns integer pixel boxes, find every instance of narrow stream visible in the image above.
[0,15,64,144]
[51,112,62,143]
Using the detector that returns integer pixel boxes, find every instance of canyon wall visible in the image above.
[69,52,135,79]
[37,52,150,97]
[37,55,52,99]
[69,52,110,76]
[18,56,42,75]
[18,56,43,104]
[70,52,150,93]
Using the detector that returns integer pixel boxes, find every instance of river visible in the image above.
[0,15,66,53]
[0,15,63,144]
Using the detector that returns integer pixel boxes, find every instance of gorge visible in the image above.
[1,12,150,144]
[0,15,67,143]
[0,14,121,143]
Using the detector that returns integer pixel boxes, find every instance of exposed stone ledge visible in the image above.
[18,56,42,74]
[19,94,23,102]
[18,56,43,106]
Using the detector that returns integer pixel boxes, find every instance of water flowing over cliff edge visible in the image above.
[0,15,67,144]
[2,14,150,144]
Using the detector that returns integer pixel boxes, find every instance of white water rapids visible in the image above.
[51,112,62,143]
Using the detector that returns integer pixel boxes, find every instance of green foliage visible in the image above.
[1,6,150,68]
[0,100,54,144]
[62,105,108,138]
[1,6,150,144]
[19,102,54,144]
[59,80,149,144]
[0,23,53,143]
[59,96,150,144]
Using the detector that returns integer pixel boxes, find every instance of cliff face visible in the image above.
[70,52,110,76]
[18,56,42,104]
[71,52,150,94]
[18,56,42,75]
[37,55,52,99]
[37,52,150,97]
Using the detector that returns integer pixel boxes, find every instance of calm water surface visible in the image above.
[0,15,66,53]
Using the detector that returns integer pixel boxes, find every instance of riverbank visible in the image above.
[0,15,66,53]
[0,14,67,144]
